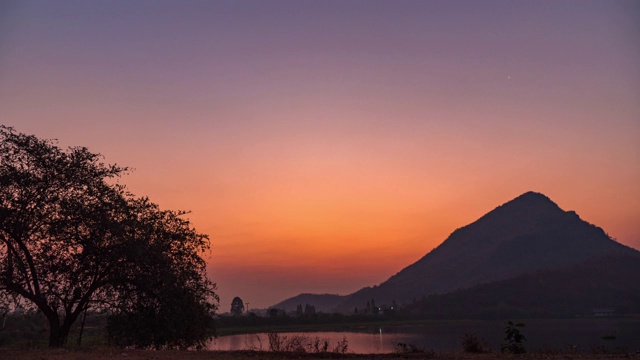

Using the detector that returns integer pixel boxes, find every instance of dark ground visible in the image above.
[1,349,639,360]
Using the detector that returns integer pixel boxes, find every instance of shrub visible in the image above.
[461,332,491,353]
[501,321,527,354]
[332,336,349,354]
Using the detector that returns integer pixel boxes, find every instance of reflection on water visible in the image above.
[209,331,408,353]
[209,319,640,354]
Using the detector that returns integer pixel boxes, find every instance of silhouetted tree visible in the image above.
[304,303,316,316]
[230,297,245,316]
[105,198,218,349]
[296,304,303,317]
[0,126,218,348]
[371,299,379,315]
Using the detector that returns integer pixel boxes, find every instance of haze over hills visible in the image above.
[273,192,640,313]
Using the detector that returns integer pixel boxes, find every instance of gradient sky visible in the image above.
[1,0,639,310]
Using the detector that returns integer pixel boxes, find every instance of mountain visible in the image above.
[273,191,639,313]
[336,192,638,311]
[402,253,640,318]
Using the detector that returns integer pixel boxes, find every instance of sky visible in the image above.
[1,0,639,310]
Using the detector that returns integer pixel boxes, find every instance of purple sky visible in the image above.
[1,0,639,309]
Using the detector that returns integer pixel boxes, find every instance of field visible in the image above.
[1,349,639,360]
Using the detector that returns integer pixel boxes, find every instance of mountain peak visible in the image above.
[502,191,559,210]
[481,191,562,225]
[515,191,553,202]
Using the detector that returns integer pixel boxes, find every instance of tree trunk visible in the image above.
[47,318,68,348]
[48,323,62,348]
[1,311,8,331]
[77,306,88,346]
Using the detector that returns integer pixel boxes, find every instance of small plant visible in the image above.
[267,332,348,354]
[267,332,306,352]
[395,342,436,356]
[267,332,285,352]
[311,336,330,353]
[332,335,349,354]
[396,343,422,354]
[461,332,491,353]
[244,334,264,351]
[396,342,420,353]
[501,321,527,354]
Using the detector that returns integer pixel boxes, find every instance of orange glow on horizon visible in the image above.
[1,1,638,309]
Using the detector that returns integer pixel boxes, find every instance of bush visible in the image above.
[396,342,436,357]
[501,321,527,354]
[461,332,491,353]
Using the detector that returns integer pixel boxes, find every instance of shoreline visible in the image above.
[215,316,640,336]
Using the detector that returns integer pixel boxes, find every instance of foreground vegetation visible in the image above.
[4,310,639,351]
[0,127,217,348]
[2,312,638,358]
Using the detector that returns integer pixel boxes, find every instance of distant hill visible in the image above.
[402,253,640,318]
[271,293,344,313]
[273,192,639,313]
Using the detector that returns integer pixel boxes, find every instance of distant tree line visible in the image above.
[296,304,316,316]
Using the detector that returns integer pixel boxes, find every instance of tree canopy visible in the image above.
[230,296,244,316]
[0,126,218,348]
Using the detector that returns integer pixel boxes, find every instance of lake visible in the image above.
[209,318,640,353]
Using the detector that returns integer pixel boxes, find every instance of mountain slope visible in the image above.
[403,253,640,318]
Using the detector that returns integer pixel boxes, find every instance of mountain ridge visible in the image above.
[272,191,639,313]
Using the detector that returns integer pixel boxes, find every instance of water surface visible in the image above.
[210,319,640,353]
